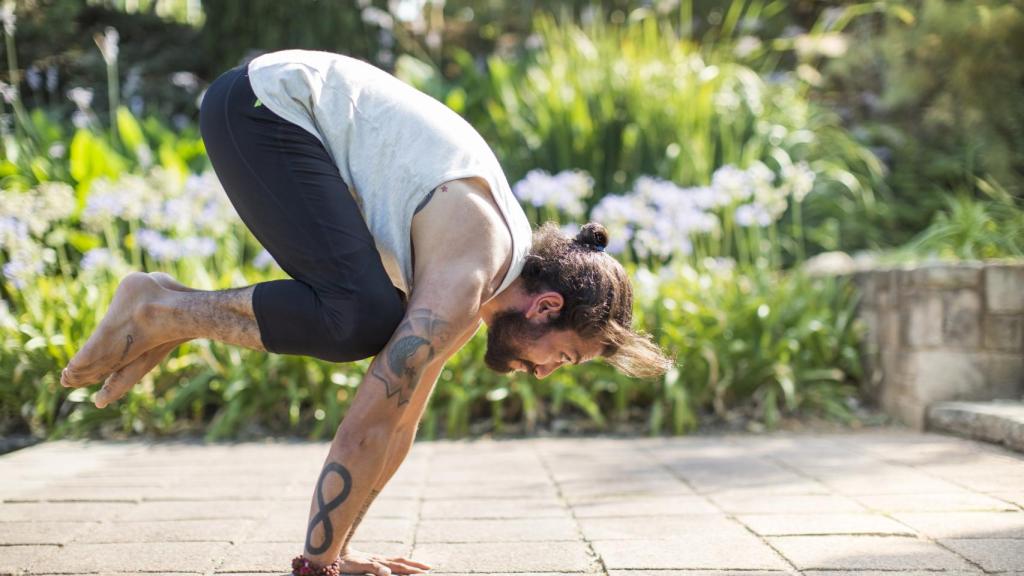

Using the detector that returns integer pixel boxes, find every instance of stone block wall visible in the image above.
[852,262,1024,428]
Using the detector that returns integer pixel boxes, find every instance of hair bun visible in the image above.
[575,222,609,252]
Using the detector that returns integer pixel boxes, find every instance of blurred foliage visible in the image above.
[0,176,864,439]
[878,177,1024,262]
[198,0,388,77]
[399,7,889,257]
[821,0,1024,243]
[3,0,206,122]
[3,0,1022,442]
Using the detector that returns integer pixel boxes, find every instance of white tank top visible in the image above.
[246,49,532,298]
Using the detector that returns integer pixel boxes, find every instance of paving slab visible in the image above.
[577,515,749,540]
[71,518,255,543]
[217,541,409,572]
[591,535,790,570]
[0,501,136,522]
[412,541,594,573]
[736,513,915,536]
[892,511,1024,539]
[940,537,1024,572]
[608,572,789,576]
[855,491,1019,512]
[709,493,866,514]
[572,495,719,517]
[0,520,99,545]
[416,518,579,543]
[39,541,229,573]
[420,497,569,519]
[767,535,976,571]
[4,430,1024,574]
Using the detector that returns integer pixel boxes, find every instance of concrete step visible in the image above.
[927,400,1024,453]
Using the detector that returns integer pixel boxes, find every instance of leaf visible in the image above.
[116,107,147,156]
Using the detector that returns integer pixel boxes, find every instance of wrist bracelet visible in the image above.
[291,555,341,576]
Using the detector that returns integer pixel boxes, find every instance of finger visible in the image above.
[338,560,382,576]
[370,561,393,576]
[380,559,426,574]
[95,339,183,408]
[388,557,431,571]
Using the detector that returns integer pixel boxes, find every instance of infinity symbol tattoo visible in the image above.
[304,462,353,555]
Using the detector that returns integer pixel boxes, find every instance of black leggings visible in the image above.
[199,65,405,362]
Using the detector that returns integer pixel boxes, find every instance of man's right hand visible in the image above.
[335,548,431,576]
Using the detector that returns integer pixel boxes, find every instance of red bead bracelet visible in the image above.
[291,555,341,576]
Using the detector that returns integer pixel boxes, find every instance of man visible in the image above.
[60,50,672,576]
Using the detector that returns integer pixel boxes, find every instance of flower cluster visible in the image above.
[512,169,594,219]
[0,183,75,288]
[548,161,817,261]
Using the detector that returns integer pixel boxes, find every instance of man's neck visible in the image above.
[479,278,527,326]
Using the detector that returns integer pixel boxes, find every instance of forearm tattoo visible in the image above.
[341,488,380,552]
[370,308,451,406]
[305,462,353,556]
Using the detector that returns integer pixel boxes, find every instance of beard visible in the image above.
[484,308,553,373]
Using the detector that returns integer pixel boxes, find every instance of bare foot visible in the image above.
[93,272,196,409]
[61,272,172,389]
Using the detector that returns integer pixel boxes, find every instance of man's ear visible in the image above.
[525,291,564,321]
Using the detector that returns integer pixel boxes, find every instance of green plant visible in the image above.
[399,7,888,259]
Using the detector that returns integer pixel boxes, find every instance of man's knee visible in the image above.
[315,287,404,363]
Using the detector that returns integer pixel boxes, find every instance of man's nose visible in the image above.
[535,364,558,379]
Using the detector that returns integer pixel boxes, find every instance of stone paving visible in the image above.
[1,428,1023,575]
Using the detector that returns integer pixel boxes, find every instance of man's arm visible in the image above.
[339,328,476,553]
[300,284,482,568]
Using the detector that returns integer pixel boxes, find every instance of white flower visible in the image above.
[0,80,16,104]
[711,165,752,204]
[94,27,119,66]
[0,215,28,249]
[80,247,126,275]
[734,203,773,227]
[81,177,148,231]
[513,169,593,218]
[632,266,660,302]
[734,35,762,59]
[783,161,815,202]
[0,0,15,36]
[35,182,76,229]
[136,229,178,262]
[253,248,278,269]
[71,110,90,129]
[66,87,93,110]
[171,72,199,92]
[2,243,44,289]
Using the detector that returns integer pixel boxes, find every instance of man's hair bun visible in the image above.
[575,222,609,252]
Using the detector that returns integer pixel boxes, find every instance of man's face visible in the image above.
[484,309,602,378]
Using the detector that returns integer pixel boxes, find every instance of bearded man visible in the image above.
[60,49,672,576]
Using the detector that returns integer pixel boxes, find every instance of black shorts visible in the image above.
[199,64,405,362]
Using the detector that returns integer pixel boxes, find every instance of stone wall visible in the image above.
[852,261,1024,428]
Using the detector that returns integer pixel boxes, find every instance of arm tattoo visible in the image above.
[370,308,451,406]
[304,462,353,556]
[341,488,380,553]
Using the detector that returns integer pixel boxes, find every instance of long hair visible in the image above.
[519,222,674,378]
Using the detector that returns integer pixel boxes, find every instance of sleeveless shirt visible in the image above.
[246,49,532,298]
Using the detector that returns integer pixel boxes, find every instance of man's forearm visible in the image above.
[340,360,440,552]
[339,426,415,552]
[302,419,394,566]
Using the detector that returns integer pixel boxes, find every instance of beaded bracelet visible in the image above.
[291,555,341,576]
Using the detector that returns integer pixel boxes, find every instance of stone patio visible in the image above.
[1,428,1023,575]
